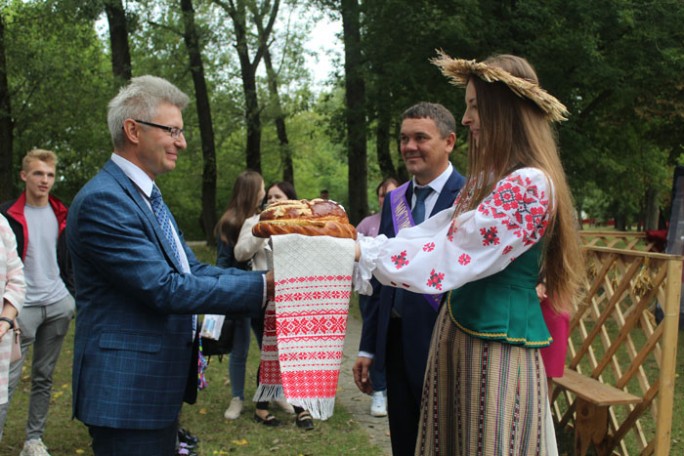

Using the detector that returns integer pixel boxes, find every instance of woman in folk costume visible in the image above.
[354,53,583,455]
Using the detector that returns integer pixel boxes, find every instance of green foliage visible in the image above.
[358,0,684,226]
[3,0,113,202]
[2,0,683,231]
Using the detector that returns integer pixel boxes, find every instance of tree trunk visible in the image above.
[218,0,259,173]
[0,12,14,201]
[265,48,293,184]
[104,0,132,82]
[644,186,659,231]
[181,0,218,244]
[375,95,395,179]
[252,0,293,185]
[341,0,367,224]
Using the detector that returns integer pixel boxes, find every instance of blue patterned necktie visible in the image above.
[150,185,197,335]
[412,186,433,225]
[150,185,182,265]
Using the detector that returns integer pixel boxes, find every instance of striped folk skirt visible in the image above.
[416,305,557,455]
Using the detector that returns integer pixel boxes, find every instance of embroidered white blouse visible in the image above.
[0,213,25,313]
[355,167,552,295]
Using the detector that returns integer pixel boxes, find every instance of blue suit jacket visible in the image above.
[67,160,265,430]
[359,168,465,392]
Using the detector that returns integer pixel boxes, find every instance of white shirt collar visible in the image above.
[412,162,453,194]
[110,153,155,198]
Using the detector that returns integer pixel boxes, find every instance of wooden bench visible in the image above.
[554,368,642,456]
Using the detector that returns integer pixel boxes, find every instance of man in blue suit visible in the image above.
[67,75,272,455]
[353,103,465,456]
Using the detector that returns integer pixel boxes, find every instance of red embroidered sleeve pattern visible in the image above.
[480,226,500,246]
[478,174,549,246]
[391,250,409,269]
[426,268,445,291]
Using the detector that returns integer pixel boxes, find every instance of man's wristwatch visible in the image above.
[0,317,14,330]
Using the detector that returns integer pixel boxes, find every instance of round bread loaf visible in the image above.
[252,198,357,239]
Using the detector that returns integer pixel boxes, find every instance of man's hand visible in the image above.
[265,270,275,302]
[352,356,374,394]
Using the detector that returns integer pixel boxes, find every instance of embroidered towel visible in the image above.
[254,234,355,420]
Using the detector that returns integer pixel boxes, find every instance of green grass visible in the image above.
[0,244,382,456]
[3,243,683,455]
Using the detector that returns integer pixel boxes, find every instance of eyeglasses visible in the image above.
[134,119,184,139]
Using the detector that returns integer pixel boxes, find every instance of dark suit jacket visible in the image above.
[67,160,265,430]
[359,168,465,392]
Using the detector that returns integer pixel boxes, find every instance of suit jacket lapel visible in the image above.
[430,169,464,216]
[103,160,183,271]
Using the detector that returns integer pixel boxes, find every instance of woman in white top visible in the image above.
[214,171,265,421]
[354,53,583,455]
[0,213,25,404]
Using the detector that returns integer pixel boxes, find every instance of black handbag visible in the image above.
[201,317,235,361]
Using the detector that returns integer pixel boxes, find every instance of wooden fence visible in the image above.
[579,231,657,252]
[551,233,681,455]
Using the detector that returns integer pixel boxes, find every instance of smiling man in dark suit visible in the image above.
[353,102,465,456]
[67,76,272,455]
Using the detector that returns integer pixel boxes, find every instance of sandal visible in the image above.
[295,410,314,430]
[253,412,281,427]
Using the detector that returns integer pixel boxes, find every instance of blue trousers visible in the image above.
[228,317,251,400]
[88,422,177,456]
[358,295,387,392]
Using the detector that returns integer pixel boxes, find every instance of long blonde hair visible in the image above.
[214,170,264,246]
[463,55,583,311]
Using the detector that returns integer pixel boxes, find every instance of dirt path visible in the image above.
[337,314,391,455]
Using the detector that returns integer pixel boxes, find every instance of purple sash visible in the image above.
[389,182,442,311]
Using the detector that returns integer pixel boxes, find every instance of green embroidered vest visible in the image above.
[448,242,551,348]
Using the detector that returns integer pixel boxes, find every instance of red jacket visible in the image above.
[0,192,73,294]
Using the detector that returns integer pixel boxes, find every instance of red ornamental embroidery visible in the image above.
[480,226,500,246]
[480,173,549,247]
[458,253,471,265]
[391,250,410,269]
[502,245,513,255]
[423,242,436,252]
[426,269,445,291]
[492,182,521,211]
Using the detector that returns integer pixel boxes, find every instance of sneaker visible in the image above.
[273,397,295,414]
[370,391,387,417]
[224,397,244,420]
[176,441,199,456]
[20,439,51,456]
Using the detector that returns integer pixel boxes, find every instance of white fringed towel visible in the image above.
[254,234,355,420]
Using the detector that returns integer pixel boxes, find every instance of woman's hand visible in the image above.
[536,282,547,301]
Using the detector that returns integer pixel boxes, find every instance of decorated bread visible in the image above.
[252,198,357,239]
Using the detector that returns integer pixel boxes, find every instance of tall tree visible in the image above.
[251,0,294,185]
[104,0,132,82]
[214,0,279,173]
[181,0,219,243]
[340,0,366,224]
[0,11,14,201]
